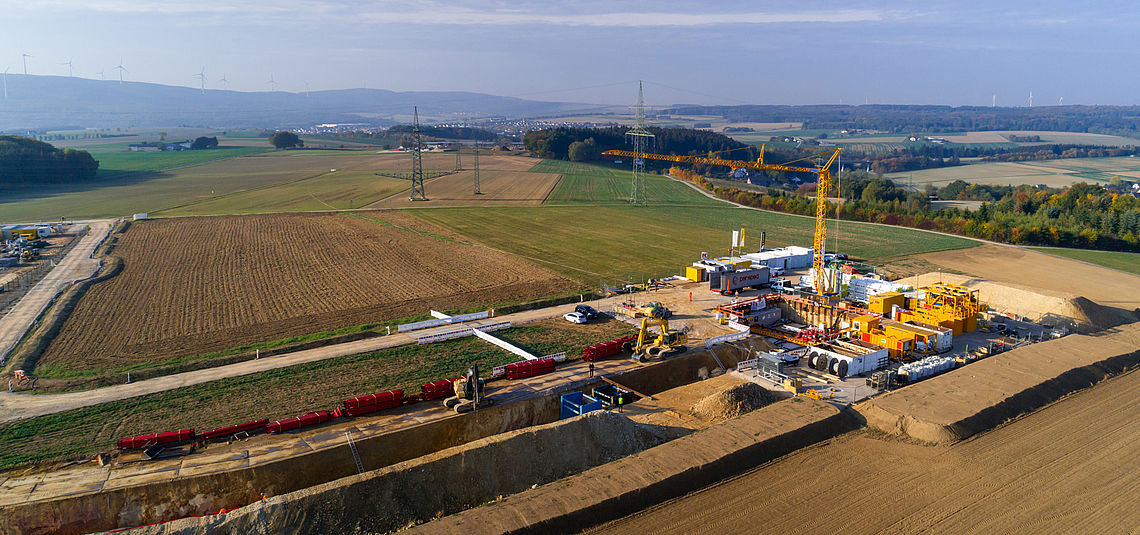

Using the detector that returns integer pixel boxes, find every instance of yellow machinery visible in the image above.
[868,292,906,316]
[902,283,981,335]
[603,145,842,296]
[848,315,915,360]
[625,311,688,362]
[613,301,671,320]
[799,388,835,401]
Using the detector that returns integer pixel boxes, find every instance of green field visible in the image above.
[411,204,979,282]
[0,320,634,469]
[538,160,724,205]
[94,146,270,176]
[1029,247,1140,276]
[0,150,386,222]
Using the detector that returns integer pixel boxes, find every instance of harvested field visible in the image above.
[589,368,1140,535]
[886,155,1140,187]
[369,170,562,207]
[34,212,576,374]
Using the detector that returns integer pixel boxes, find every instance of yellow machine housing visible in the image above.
[685,266,707,282]
[629,316,688,361]
[904,283,981,335]
[848,315,914,360]
[868,292,906,316]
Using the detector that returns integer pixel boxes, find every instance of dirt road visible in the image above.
[0,220,112,365]
[0,283,717,423]
[588,368,1140,535]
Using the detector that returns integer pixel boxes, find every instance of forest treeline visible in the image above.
[0,136,98,188]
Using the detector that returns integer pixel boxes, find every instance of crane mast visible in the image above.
[602,146,842,296]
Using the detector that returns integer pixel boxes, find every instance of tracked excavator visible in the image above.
[622,305,687,362]
[442,364,494,413]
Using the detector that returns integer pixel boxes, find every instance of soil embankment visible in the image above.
[857,321,1140,443]
[411,397,854,535]
[588,368,1140,535]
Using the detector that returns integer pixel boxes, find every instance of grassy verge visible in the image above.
[1028,247,1140,276]
[0,319,634,470]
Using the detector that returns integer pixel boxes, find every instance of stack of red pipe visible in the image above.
[199,419,270,441]
[504,357,556,380]
[341,389,404,416]
[583,336,636,362]
[117,428,195,450]
[421,379,458,401]
[267,410,332,434]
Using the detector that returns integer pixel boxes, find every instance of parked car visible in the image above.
[770,266,785,277]
[574,304,599,320]
[563,312,588,324]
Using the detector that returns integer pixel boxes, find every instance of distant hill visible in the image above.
[0,75,599,131]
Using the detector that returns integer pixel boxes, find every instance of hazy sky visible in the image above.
[2,1,1137,106]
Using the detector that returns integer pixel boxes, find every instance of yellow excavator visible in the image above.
[623,309,687,362]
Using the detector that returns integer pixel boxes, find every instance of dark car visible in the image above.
[575,304,599,320]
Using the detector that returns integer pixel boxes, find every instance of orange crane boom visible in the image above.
[602,146,842,296]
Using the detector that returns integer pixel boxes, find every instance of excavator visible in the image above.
[442,364,494,413]
[623,307,688,362]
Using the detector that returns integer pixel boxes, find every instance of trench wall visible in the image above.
[3,349,732,535]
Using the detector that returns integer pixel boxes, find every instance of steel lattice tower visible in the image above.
[473,139,481,194]
[626,81,655,206]
[409,106,427,201]
[455,145,462,171]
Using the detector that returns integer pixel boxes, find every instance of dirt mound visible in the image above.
[690,382,778,423]
[856,321,1140,443]
[896,272,1124,332]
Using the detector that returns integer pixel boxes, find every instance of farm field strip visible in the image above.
[158,170,410,215]
[410,205,978,283]
[34,212,575,374]
[369,170,563,208]
[886,156,1140,187]
[537,160,725,205]
[1028,247,1140,276]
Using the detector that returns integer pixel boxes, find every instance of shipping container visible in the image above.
[710,267,770,294]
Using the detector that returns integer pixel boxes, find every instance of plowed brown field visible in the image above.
[36,212,575,373]
[588,368,1140,535]
[370,170,562,207]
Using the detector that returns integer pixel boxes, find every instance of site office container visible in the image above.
[116,428,195,450]
[342,389,404,416]
[267,410,332,434]
[421,379,459,401]
[583,336,636,362]
[709,267,770,294]
[505,357,557,380]
[200,419,269,441]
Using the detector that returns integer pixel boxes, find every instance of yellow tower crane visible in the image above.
[601,145,842,296]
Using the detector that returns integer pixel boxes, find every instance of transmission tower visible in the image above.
[455,144,462,171]
[473,139,482,194]
[409,106,427,201]
[626,81,655,206]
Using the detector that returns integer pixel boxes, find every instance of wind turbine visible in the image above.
[95,69,105,80]
[21,53,31,75]
[1059,96,1063,106]
[1028,91,1033,107]
[113,58,127,84]
[267,73,277,92]
[304,81,311,97]
[62,58,73,77]
[193,66,206,94]
[3,67,8,99]
[992,93,996,107]
[219,72,228,90]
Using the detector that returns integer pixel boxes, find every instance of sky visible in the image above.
[2,0,1138,107]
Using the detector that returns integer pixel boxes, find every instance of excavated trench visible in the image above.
[4,348,745,535]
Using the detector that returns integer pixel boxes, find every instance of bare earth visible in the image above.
[36,212,575,371]
[913,244,1140,313]
[589,368,1140,535]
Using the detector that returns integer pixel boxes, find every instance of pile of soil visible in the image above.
[896,272,1124,332]
[690,382,778,423]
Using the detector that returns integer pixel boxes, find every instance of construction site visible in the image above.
[1,101,1139,535]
